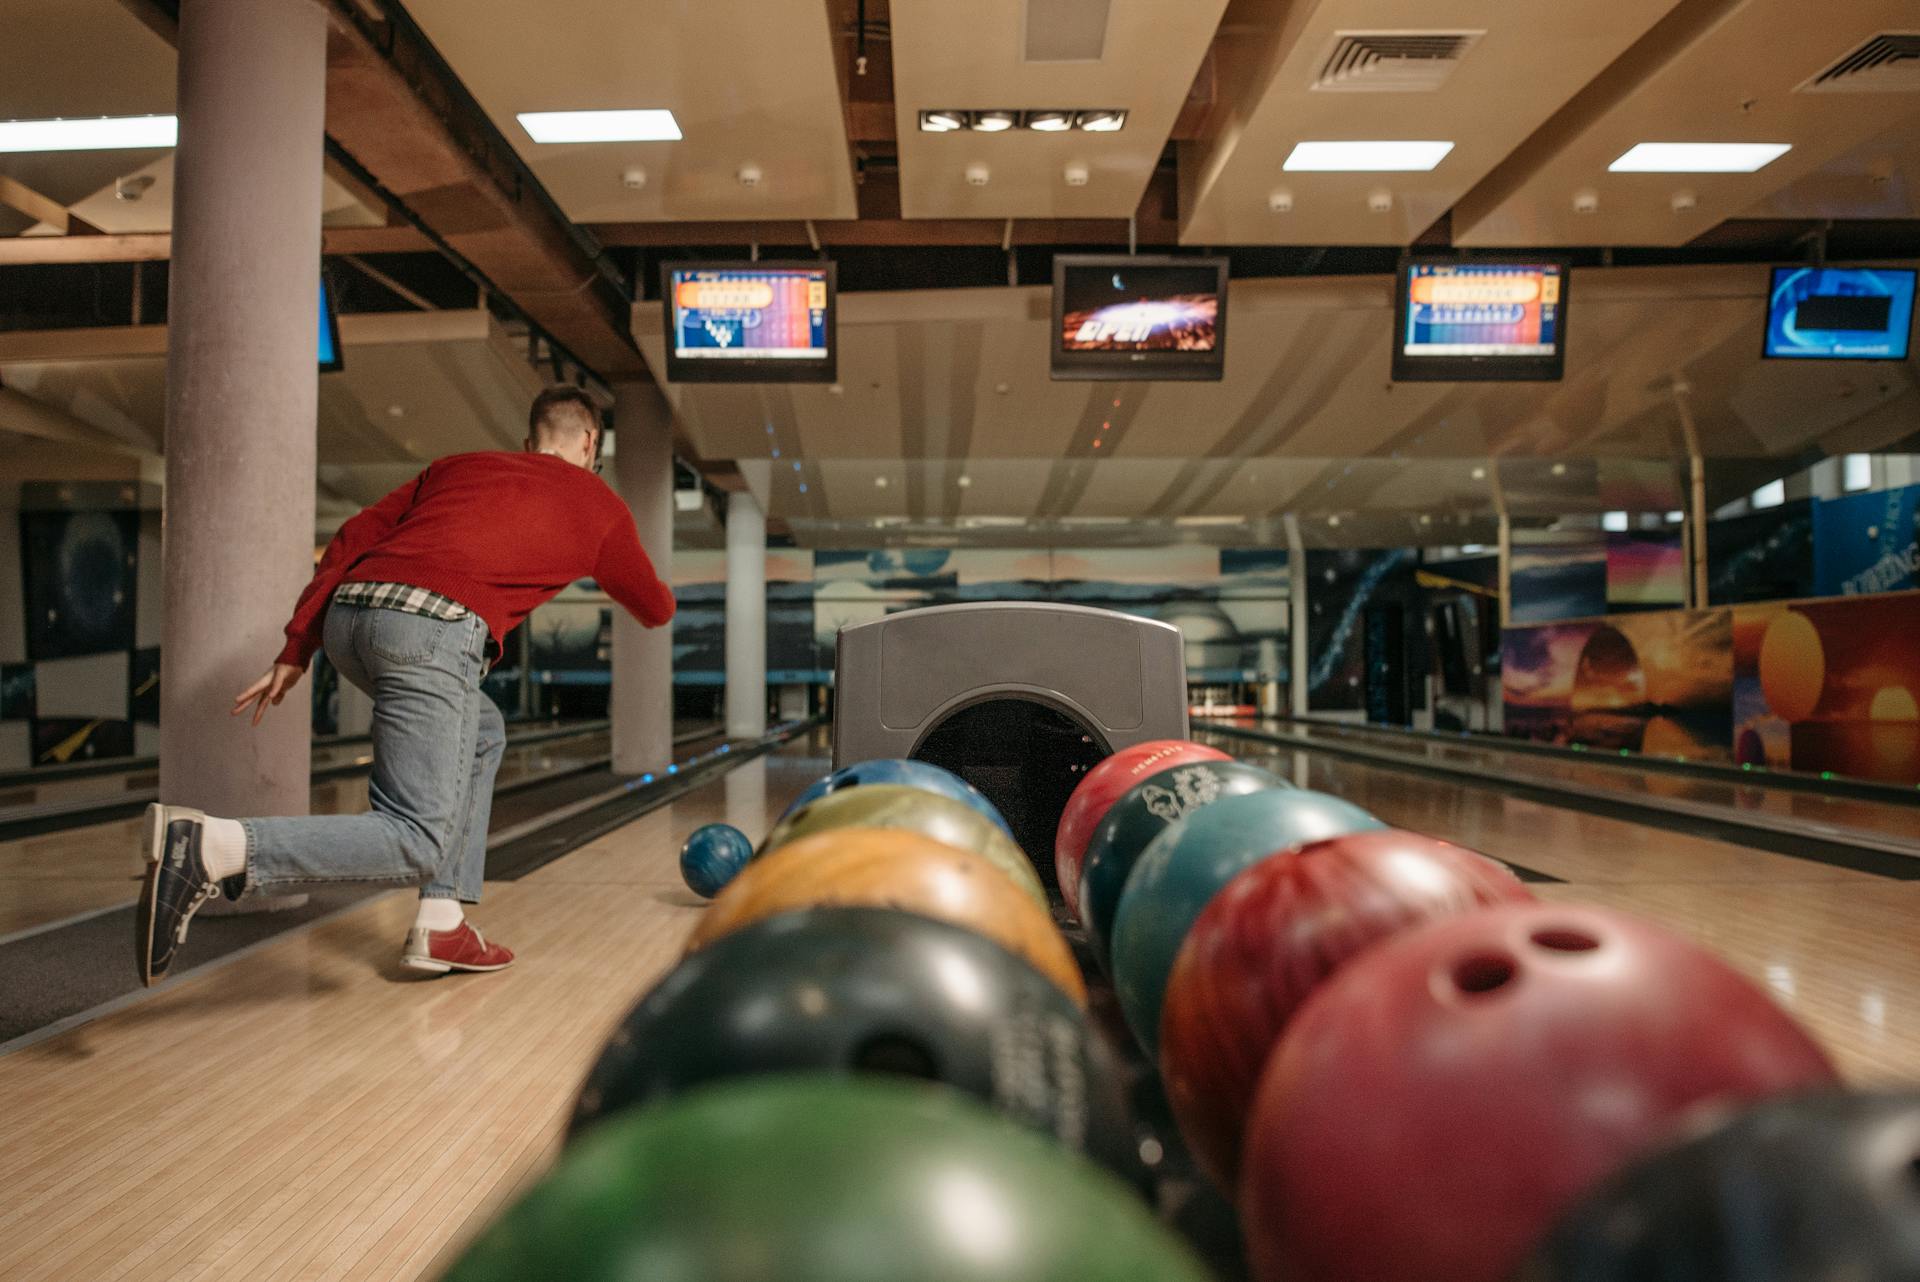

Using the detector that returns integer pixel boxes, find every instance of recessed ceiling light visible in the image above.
[973,111,1017,133]
[1471,466,1486,480]
[1283,140,1453,172]
[874,476,889,488]
[1027,111,1074,132]
[1607,142,1790,173]
[920,110,966,133]
[1551,462,1567,476]
[0,114,177,153]
[1076,110,1127,133]
[956,475,972,488]
[517,109,682,143]
[1327,514,1342,527]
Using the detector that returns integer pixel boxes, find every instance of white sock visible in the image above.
[200,817,247,881]
[414,898,465,932]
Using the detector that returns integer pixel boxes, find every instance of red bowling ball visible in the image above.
[1238,901,1838,1282]
[1159,829,1532,1189]
[1053,739,1228,919]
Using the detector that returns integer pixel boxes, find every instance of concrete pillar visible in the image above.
[1285,515,1308,718]
[609,383,675,775]
[160,0,325,913]
[725,489,767,740]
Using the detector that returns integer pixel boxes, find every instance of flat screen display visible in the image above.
[662,261,836,383]
[1051,255,1228,381]
[1765,267,1915,361]
[1393,258,1570,382]
[318,275,343,373]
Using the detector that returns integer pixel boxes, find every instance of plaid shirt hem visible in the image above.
[333,581,471,621]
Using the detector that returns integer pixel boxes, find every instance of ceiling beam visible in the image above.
[0,225,432,266]
[0,175,102,236]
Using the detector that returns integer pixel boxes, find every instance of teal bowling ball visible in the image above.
[782,758,1014,840]
[1111,789,1383,1056]
[1078,759,1288,968]
[679,823,753,899]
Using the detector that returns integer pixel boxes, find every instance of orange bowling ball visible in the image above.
[689,828,1086,1005]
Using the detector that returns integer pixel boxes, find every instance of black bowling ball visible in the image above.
[1517,1091,1920,1282]
[568,906,1145,1186]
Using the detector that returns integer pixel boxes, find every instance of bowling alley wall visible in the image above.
[1502,480,1920,784]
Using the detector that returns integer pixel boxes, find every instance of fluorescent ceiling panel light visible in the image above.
[1602,510,1628,532]
[0,114,177,152]
[1843,454,1872,492]
[1752,479,1786,510]
[517,109,682,143]
[1460,543,1486,554]
[1283,140,1453,172]
[1666,510,1685,523]
[1607,142,1790,173]
[1174,516,1246,527]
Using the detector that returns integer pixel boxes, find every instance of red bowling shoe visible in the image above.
[402,921,515,974]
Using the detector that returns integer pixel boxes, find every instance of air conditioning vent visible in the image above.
[1025,0,1110,63]
[1313,31,1483,93]
[1801,34,1920,93]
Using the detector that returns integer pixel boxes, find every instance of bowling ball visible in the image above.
[783,758,1015,840]
[1078,759,1288,966]
[678,822,753,899]
[1517,1090,1920,1282]
[1238,902,1839,1282]
[568,906,1142,1183]
[689,828,1085,1005]
[761,784,1046,907]
[445,1077,1213,1282]
[1110,789,1382,1055]
[1159,829,1533,1189]
[1054,739,1230,920]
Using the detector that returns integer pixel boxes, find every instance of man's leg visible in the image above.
[403,695,509,972]
[137,607,490,985]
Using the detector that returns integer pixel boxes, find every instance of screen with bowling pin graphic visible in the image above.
[1393,257,1571,382]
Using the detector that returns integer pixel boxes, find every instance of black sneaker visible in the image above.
[137,803,223,987]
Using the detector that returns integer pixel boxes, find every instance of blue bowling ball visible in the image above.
[679,823,753,899]
[781,759,1014,840]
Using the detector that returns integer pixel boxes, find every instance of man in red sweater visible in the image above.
[137,386,675,986]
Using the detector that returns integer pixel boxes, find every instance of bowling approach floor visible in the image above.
[2,727,1916,1280]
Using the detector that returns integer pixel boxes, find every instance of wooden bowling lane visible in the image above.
[1212,732,1920,1085]
[0,726,615,943]
[0,732,831,1282]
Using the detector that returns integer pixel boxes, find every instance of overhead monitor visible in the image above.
[1051,254,1228,382]
[1765,266,1915,361]
[1393,257,1571,382]
[318,275,343,373]
[662,261,837,383]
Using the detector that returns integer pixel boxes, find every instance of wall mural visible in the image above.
[1502,590,1920,783]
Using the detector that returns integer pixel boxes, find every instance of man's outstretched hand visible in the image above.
[233,663,304,726]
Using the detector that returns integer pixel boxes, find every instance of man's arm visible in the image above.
[271,469,428,670]
[593,517,676,628]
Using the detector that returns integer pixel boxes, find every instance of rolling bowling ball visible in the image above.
[1109,789,1382,1055]
[678,822,753,899]
[688,828,1085,1005]
[1078,759,1288,967]
[568,906,1142,1183]
[761,784,1047,907]
[444,1077,1213,1282]
[1238,902,1839,1282]
[782,758,1015,840]
[1160,829,1532,1189]
[1054,739,1230,921]
[1517,1091,1920,1282]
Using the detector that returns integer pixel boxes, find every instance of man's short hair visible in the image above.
[529,385,601,445]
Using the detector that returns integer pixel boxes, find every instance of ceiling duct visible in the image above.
[1313,31,1484,93]
[1024,0,1111,62]
[1799,33,1920,93]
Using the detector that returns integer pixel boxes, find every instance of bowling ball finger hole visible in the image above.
[1528,928,1599,953]
[851,1033,941,1080]
[1450,952,1518,997]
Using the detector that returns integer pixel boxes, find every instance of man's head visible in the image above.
[526,385,603,471]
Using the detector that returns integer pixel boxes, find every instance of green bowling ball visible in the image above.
[442,1076,1212,1282]
[760,783,1047,907]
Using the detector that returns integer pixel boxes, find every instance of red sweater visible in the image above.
[277,451,675,669]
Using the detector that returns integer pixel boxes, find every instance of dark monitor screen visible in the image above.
[318,275,343,373]
[1050,255,1228,381]
[1393,258,1570,382]
[662,261,837,383]
[1764,267,1915,361]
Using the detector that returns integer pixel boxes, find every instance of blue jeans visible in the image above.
[241,603,505,903]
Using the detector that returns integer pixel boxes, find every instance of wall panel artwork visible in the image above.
[1508,533,1607,625]
[1305,548,1420,713]
[1503,590,1920,783]
[21,510,139,661]
[1814,483,1920,598]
